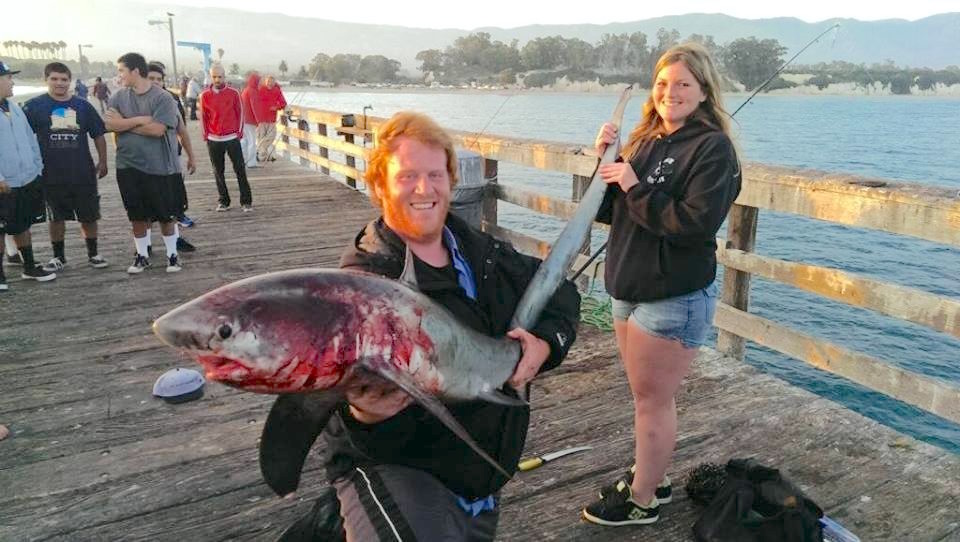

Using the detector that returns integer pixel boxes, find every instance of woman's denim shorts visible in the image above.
[611,282,718,349]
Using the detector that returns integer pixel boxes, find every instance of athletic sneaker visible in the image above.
[582,480,659,526]
[599,466,672,504]
[216,203,230,212]
[44,256,66,272]
[166,254,182,273]
[0,272,7,291]
[128,254,150,274]
[88,255,109,268]
[177,214,195,228]
[176,237,197,253]
[241,204,253,213]
[22,265,57,282]
[6,253,23,266]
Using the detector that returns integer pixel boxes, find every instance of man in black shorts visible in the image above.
[24,62,109,271]
[0,61,57,289]
[105,52,183,274]
[146,61,197,254]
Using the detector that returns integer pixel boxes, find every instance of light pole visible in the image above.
[77,43,93,78]
[148,12,178,82]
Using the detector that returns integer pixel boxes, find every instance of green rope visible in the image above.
[578,273,614,331]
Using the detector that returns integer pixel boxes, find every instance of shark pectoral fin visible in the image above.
[365,362,512,479]
[477,389,528,407]
[260,391,345,496]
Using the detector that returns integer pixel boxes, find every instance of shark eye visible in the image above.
[217,324,233,340]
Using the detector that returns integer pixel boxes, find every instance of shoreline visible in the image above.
[15,81,960,100]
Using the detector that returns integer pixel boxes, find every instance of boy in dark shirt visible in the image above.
[24,62,109,271]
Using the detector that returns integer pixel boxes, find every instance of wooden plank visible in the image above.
[316,123,330,175]
[482,158,498,228]
[483,223,604,280]
[344,133,358,188]
[716,245,960,339]
[278,126,366,158]
[738,163,960,248]
[717,204,759,359]
[714,303,960,425]
[274,141,362,180]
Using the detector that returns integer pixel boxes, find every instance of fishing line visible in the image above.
[467,92,516,151]
[570,23,840,282]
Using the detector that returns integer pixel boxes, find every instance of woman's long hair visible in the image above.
[621,43,732,161]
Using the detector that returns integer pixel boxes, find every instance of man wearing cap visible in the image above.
[0,61,58,291]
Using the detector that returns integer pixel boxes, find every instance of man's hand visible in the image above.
[104,107,121,123]
[506,327,551,390]
[0,180,10,194]
[346,385,413,424]
[96,160,108,179]
[186,156,196,175]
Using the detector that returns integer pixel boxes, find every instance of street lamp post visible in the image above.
[77,43,93,78]
[148,12,178,82]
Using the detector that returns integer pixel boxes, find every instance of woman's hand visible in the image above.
[599,162,640,192]
[594,122,618,155]
[345,385,413,424]
[506,328,551,391]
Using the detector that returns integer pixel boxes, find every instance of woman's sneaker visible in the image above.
[0,271,8,291]
[88,255,109,268]
[599,465,672,504]
[582,480,659,526]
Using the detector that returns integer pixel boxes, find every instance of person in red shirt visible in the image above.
[256,74,286,162]
[240,72,261,169]
[199,64,252,212]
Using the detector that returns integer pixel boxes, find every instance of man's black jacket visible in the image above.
[321,213,581,499]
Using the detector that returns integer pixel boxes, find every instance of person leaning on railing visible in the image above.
[581,42,742,528]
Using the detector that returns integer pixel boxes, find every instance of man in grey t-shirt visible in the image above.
[105,52,183,275]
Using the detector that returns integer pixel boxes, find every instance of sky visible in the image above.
[10,0,959,32]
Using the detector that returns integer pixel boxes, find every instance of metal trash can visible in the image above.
[450,149,485,228]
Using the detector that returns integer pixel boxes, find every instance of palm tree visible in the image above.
[58,40,67,59]
[217,48,224,61]
[279,60,288,77]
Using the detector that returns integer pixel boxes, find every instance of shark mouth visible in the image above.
[197,354,252,382]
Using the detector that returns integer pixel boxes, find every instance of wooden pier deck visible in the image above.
[1,122,959,541]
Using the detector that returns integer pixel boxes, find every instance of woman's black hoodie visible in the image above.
[597,118,741,301]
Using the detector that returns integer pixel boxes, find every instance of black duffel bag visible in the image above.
[692,458,823,542]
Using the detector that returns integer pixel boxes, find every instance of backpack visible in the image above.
[693,458,823,542]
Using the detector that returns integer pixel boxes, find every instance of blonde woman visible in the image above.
[582,43,742,526]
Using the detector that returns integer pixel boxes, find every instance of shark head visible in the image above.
[152,269,439,394]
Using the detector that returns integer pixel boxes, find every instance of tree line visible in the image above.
[2,40,69,60]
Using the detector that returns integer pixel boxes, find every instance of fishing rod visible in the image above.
[569,23,840,282]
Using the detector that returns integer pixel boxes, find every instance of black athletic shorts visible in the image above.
[168,172,188,213]
[43,183,101,223]
[0,179,47,235]
[116,168,177,223]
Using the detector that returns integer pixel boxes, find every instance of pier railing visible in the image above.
[276,104,960,426]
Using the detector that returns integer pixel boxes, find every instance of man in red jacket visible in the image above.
[240,72,260,169]
[256,74,286,163]
[200,64,252,212]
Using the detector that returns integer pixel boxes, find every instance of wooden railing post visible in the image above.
[482,159,499,231]
[344,133,357,189]
[317,123,330,176]
[279,113,290,160]
[717,204,759,360]
[297,118,310,169]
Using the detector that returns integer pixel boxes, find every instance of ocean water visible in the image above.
[291,89,960,453]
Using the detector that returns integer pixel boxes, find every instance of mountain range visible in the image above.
[17,2,960,75]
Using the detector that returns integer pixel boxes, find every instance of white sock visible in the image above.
[134,235,150,257]
[162,234,178,257]
[4,236,17,256]
[145,228,152,248]
[174,224,180,240]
